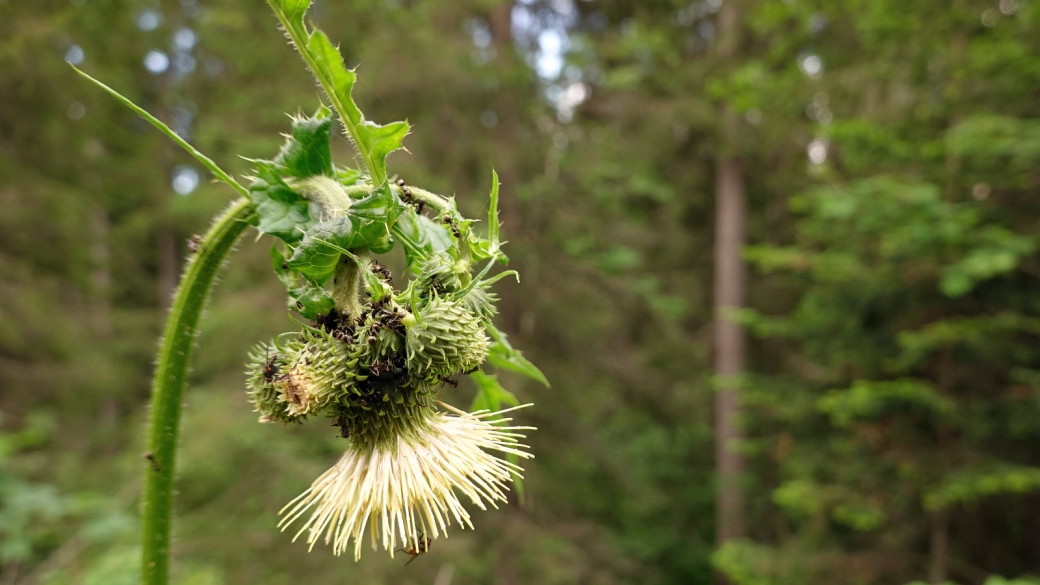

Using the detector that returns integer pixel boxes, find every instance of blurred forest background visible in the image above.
[3,0,1040,583]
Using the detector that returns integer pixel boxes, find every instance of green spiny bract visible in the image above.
[245,342,299,424]
[417,253,465,295]
[460,285,499,323]
[283,331,360,416]
[245,330,361,421]
[403,296,489,380]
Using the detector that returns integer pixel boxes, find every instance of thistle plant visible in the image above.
[75,1,547,582]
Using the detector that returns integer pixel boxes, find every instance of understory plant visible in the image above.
[75,1,547,583]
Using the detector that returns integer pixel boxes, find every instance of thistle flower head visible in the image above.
[278,403,534,560]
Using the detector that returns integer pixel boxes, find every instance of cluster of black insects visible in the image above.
[319,261,426,438]
[396,178,425,215]
[396,178,461,239]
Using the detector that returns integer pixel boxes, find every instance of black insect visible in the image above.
[439,376,459,389]
[441,214,461,239]
[262,354,279,383]
[397,179,426,214]
[144,451,160,471]
[397,535,432,566]
[370,261,393,284]
[332,415,351,439]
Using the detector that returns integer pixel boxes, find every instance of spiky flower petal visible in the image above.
[278,404,534,560]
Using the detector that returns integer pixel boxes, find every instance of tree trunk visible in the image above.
[714,150,747,545]
[713,0,747,577]
[90,207,111,336]
[158,231,178,310]
[928,509,949,584]
[488,1,529,339]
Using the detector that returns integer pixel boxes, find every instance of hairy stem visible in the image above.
[330,249,369,321]
[398,184,452,215]
[142,198,255,585]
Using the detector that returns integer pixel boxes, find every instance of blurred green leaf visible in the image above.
[486,324,549,387]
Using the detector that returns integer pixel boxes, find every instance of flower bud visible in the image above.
[403,296,488,379]
[246,332,360,421]
[245,343,299,424]
[461,285,498,322]
[416,253,463,295]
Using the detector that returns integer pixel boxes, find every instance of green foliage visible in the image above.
[486,324,550,388]
[266,0,410,188]
[924,465,1040,511]
[9,0,1040,583]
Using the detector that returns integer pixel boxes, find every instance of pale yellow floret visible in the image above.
[278,404,535,560]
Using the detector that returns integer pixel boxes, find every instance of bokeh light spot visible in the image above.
[144,50,170,74]
[172,166,200,195]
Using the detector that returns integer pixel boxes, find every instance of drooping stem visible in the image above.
[141,198,255,585]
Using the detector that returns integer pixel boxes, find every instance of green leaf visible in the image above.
[393,208,453,269]
[271,246,334,318]
[355,120,411,183]
[72,66,247,197]
[286,216,355,284]
[468,170,510,263]
[487,170,503,256]
[486,324,549,387]
[248,163,315,243]
[469,370,520,412]
[286,185,401,284]
[267,0,410,187]
[817,379,954,427]
[924,464,1040,511]
[273,107,334,178]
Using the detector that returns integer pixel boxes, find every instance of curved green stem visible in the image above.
[142,198,255,585]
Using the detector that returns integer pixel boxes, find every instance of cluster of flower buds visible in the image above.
[238,100,543,561]
[245,252,499,449]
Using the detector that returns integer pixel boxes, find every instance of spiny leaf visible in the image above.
[267,0,410,187]
[272,245,335,318]
[274,107,335,178]
[248,163,316,243]
[469,170,509,263]
[286,185,402,284]
[393,208,453,270]
[488,169,503,256]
